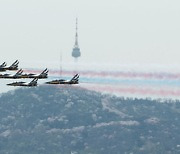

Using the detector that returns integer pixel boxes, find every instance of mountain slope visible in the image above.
[0,85,179,154]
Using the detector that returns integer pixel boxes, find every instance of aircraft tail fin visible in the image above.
[9,60,19,69]
[29,78,38,86]
[0,62,7,68]
[15,69,23,76]
[11,60,19,66]
[40,68,48,74]
[39,68,48,78]
[70,74,79,82]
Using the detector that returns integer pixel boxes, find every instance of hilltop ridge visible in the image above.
[0,85,179,154]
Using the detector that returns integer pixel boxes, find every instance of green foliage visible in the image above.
[0,85,179,154]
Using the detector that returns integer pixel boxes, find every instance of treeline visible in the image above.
[0,86,179,154]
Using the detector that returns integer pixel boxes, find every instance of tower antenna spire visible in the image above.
[75,18,79,47]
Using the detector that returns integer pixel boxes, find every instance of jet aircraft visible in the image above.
[27,68,48,79]
[0,68,48,79]
[0,69,23,79]
[46,74,79,84]
[0,60,19,72]
[7,78,38,87]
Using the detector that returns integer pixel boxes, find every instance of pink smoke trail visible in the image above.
[24,69,180,80]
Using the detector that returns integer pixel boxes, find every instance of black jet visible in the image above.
[27,68,48,79]
[14,68,48,79]
[7,78,38,87]
[0,68,48,79]
[46,74,79,85]
[0,60,19,72]
[0,69,23,79]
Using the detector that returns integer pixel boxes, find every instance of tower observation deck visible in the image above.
[72,18,81,59]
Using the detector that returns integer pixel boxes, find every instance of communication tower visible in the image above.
[72,18,81,60]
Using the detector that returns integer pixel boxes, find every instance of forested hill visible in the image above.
[0,85,179,154]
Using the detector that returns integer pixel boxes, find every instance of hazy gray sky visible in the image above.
[0,0,180,69]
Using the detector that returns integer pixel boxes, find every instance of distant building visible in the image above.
[72,18,81,60]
